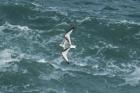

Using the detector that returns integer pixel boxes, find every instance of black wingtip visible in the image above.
[63,58,70,64]
[71,26,75,30]
[66,61,70,64]
[65,26,75,35]
[68,26,75,31]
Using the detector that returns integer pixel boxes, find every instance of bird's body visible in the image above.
[59,27,76,63]
[59,37,70,50]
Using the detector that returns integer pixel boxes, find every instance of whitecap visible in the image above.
[46,7,68,16]
[108,19,140,26]
[124,66,140,86]
[116,20,140,26]
[0,49,19,66]
[97,17,140,26]
[0,22,31,32]
[37,58,46,63]
[76,17,91,24]
[55,22,69,27]
[0,49,22,72]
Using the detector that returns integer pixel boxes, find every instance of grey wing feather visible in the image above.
[65,29,73,44]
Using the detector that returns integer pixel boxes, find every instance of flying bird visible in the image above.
[59,27,76,64]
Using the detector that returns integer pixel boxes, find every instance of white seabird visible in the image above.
[59,27,76,63]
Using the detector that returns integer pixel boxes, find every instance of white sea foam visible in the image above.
[76,17,140,26]
[92,41,119,55]
[0,22,31,32]
[0,49,19,66]
[55,22,69,27]
[96,17,140,26]
[76,17,91,24]
[0,48,42,66]
[37,59,45,63]
[45,7,68,16]
[31,2,41,7]
[124,66,140,86]
[106,19,140,26]
[133,31,140,40]
[115,20,140,26]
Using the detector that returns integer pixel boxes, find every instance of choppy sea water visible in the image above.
[0,0,140,93]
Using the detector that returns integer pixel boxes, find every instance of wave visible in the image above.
[123,66,140,86]
[76,16,140,26]
[110,19,140,26]
[1,0,140,92]
[0,22,30,31]
[0,20,139,84]
[0,49,19,65]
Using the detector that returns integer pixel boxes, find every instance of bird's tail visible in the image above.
[70,45,76,48]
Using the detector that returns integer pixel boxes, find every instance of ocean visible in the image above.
[0,0,140,93]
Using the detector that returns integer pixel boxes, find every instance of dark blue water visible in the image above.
[0,0,140,93]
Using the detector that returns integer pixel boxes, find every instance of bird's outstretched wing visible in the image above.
[64,27,74,45]
[62,48,70,64]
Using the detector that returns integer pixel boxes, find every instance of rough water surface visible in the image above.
[0,0,140,93]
